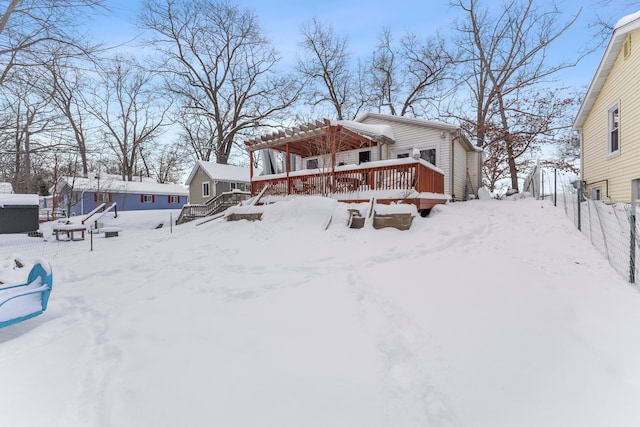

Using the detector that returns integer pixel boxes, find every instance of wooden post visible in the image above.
[286,143,291,195]
[249,151,254,195]
[331,128,337,191]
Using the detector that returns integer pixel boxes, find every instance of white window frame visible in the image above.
[358,150,371,164]
[169,195,180,204]
[394,145,439,166]
[306,158,319,169]
[142,194,154,203]
[591,187,601,200]
[608,103,620,157]
[202,181,210,198]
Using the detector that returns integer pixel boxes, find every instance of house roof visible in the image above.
[355,112,480,152]
[185,161,253,185]
[56,175,188,196]
[244,118,393,157]
[0,194,38,206]
[573,10,640,129]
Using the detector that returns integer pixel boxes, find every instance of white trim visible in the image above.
[574,12,640,129]
[202,181,210,198]
[607,102,620,156]
[393,145,439,167]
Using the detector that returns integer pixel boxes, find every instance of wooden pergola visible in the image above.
[244,118,392,179]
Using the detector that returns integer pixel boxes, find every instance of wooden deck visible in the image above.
[251,158,448,213]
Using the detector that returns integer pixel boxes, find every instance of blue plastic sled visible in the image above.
[0,262,53,328]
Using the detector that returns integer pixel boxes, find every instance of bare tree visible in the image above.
[87,56,172,181]
[146,142,190,184]
[452,0,581,191]
[45,57,93,177]
[176,109,217,161]
[0,69,62,193]
[0,0,106,87]
[367,28,454,117]
[297,18,366,120]
[139,0,301,164]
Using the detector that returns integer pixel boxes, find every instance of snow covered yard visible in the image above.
[1,196,640,427]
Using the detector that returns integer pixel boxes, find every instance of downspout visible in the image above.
[451,131,457,199]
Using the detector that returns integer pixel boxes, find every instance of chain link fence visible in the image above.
[538,169,640,285]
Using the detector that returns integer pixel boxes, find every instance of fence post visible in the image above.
[630,179,640,284]
[554,169,557,207]
[577,183,582,232]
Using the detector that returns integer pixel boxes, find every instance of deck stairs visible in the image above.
[176,191,251,225]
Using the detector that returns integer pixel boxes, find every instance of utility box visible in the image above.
[0,194,39,234]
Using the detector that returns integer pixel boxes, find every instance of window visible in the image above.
[359,150,371,164]
[95,192,111,203]
[420,149,437,165]
[591,188,601,200]
[168,195,180,204]
[142,194,154,203]
[395,147,437,166]
[202,181,210,197]
[608,104,620,155]
[306,158,318,169]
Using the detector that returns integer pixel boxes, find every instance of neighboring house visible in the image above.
[244,115,482,215]
[184,160,252,205]
[573,11,640,203]
[52,174,188,216]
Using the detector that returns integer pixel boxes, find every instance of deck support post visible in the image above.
[286,143,291,195]
[249,151,254,195]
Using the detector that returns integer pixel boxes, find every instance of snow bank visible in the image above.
[1,196,640,427]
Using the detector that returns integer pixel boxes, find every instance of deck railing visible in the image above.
[251,158,444,197]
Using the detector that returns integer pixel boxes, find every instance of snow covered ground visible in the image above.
[1,195,640,427]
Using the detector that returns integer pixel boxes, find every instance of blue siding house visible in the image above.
[52,174,189,217]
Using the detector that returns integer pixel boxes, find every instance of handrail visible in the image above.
[93,202,117,229]
[176,191,251,225]
[81,202,106,224]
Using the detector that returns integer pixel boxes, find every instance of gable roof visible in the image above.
[355,112,480,152]
[56,175,188,196]
[573,10,640,129]
[185,160,252,185]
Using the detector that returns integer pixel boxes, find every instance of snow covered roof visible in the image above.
[355,112,480,152]
[332,120,395,140]
[355,112,461,132]
[0,194,38,207]
[573,10,640,129]
[185,161,253,185]
[58,175,188,196]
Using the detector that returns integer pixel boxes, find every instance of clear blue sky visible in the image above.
[89,0,638,93]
